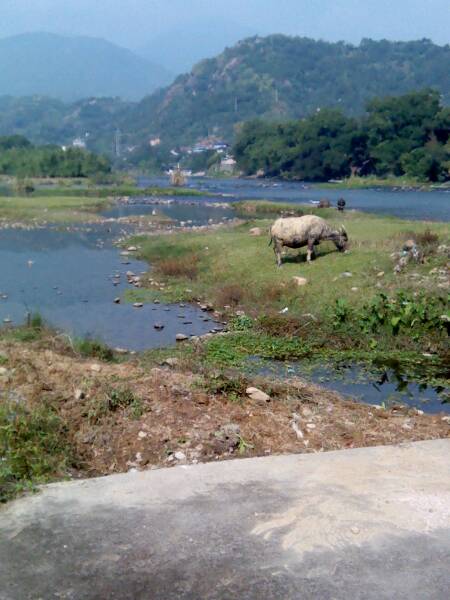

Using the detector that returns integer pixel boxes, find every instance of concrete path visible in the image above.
[1,439,449,599]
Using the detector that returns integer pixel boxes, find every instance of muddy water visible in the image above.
[0,224,219,350]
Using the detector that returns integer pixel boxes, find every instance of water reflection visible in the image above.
[0,225,219,349]
[247,358,450,414]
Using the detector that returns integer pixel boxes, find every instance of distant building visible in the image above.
[72,137,86,149]
[149,137,161,147]
[219,157,237,173]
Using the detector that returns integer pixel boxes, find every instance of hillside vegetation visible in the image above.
[124,36,450,146]
[234,90,450,182]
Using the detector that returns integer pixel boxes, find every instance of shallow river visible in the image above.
[0,225,220,350]
[139,176,450,221]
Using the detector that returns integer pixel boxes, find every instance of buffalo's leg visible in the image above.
[274,239,283,267]
[306,239,315,262]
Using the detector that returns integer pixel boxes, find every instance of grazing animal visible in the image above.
[270,215,348,266]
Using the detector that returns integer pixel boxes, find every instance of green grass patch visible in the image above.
[130,208,448,354]
[0,195,112,223]
[317,175,432,190]
[32,185,207,198]
[0,401,73,503]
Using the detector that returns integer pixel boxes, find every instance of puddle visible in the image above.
[247,358,450,414]
[0,224,221,350]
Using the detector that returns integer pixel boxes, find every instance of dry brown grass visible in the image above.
[216,283,247,307]
[0,337,448,484]
[155,254,199,279]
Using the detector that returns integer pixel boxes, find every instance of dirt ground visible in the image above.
[1,336,449,480]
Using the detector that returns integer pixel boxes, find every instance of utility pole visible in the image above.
[114,129,122,158]
[234,96,238,113]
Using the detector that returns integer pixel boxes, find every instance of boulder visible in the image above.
[246,387,271,403]
[162,357,179,367]
[176,333,189,341]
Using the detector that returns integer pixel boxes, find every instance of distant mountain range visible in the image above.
[0,32,172,100]
[0,35,449,154]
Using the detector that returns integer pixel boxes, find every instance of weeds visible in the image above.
[0,401,73,502]
[88,386,143,422]
[216,283,246,306]
[156,254,199,279]
[74,338,115,362]
[204,370,249,397]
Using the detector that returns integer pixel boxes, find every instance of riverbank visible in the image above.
[1,325,448,503]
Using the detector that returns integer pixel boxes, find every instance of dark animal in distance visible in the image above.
[270,215,348,266]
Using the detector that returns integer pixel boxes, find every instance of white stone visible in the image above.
[292,276,308,286]
[246,387,271,403]
[174,451,186,461]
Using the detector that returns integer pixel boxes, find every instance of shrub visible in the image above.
[216,283,246,307]
[258,314,305,337]
[204,370,249,397]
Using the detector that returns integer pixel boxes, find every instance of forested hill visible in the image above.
[0,33,172,101]
[124,35,450,146]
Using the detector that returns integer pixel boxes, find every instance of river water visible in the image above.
[0,225,219,350]
[138,177,450,222]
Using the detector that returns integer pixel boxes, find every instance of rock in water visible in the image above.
[176,333,189,341]
[154,323,164,330]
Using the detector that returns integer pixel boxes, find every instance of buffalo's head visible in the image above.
[335,225,348,252]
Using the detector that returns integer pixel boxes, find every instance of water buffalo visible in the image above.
[270,215,348,266]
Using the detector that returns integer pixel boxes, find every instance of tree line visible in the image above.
[233,90,450,182]
[0,135,111,177]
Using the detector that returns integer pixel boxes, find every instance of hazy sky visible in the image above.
[1,0,449,49]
